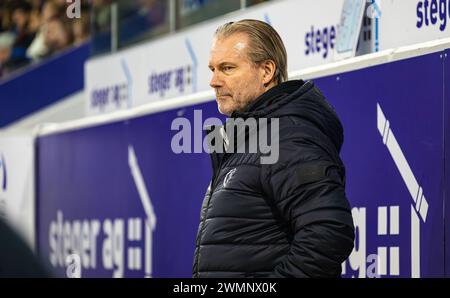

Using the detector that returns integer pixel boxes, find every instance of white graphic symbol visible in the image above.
[377,103,429,277]
[223,168,237,188]
[128,145,157,278]
[376,206,400,277]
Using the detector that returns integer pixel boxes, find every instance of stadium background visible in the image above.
[0,0,449,277]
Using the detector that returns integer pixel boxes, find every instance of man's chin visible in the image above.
[217,104,234,117]
[218,108,232,116]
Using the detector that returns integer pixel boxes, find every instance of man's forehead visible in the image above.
[210,33,249,61]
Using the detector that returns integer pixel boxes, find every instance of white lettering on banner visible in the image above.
[49,211,100,270]
[48,210,155,277]
[343,205,402,278]
[102,218,125,277]
[48,147,157,278]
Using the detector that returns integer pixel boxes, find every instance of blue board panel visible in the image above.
[0,43,89,127]
[37,51,446,277]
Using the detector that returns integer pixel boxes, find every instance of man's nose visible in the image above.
[210,71,223,88]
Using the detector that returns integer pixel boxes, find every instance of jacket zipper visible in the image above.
[194,142,224,275]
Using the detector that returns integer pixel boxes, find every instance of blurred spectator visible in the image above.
[92,0,111,32]
[137,0,167,28]
[0,0,91,79]
[28,6,41,34]
[117,0,168,47]
[0,0,13,32]
[0,1,15,63]
[26,0,63,62]
[44,15,74,55]
[0,0,271,80]
[72,12,90,45]
[29,0,44,25]
[0,1,36,72]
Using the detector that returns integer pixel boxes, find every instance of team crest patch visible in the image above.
[223,168,237,188]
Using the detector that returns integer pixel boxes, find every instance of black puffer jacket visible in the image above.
[192,80,355,278]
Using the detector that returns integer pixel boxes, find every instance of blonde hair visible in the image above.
[214,19,288,85]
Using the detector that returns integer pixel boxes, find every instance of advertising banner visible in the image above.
[85,0,450,116]
[377,0,450,51]
[85,0,345,115]
[0,134,35,248]
[325,51,445,278]
[40,49,447,277]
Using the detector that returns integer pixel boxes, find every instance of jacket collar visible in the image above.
[231,80,313,119]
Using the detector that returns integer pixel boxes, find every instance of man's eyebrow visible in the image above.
[209,62,236,69]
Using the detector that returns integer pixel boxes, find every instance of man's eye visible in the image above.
[223,66,234,71]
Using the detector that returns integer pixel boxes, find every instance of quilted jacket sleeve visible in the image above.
[260,124,355,278]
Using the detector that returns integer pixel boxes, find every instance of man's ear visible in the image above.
[261,59,276,86]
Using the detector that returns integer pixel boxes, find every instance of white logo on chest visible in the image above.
[223,168,237,188]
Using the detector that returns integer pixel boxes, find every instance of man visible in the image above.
[192,19,355,278]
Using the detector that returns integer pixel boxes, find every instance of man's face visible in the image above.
[208,33,267,116]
